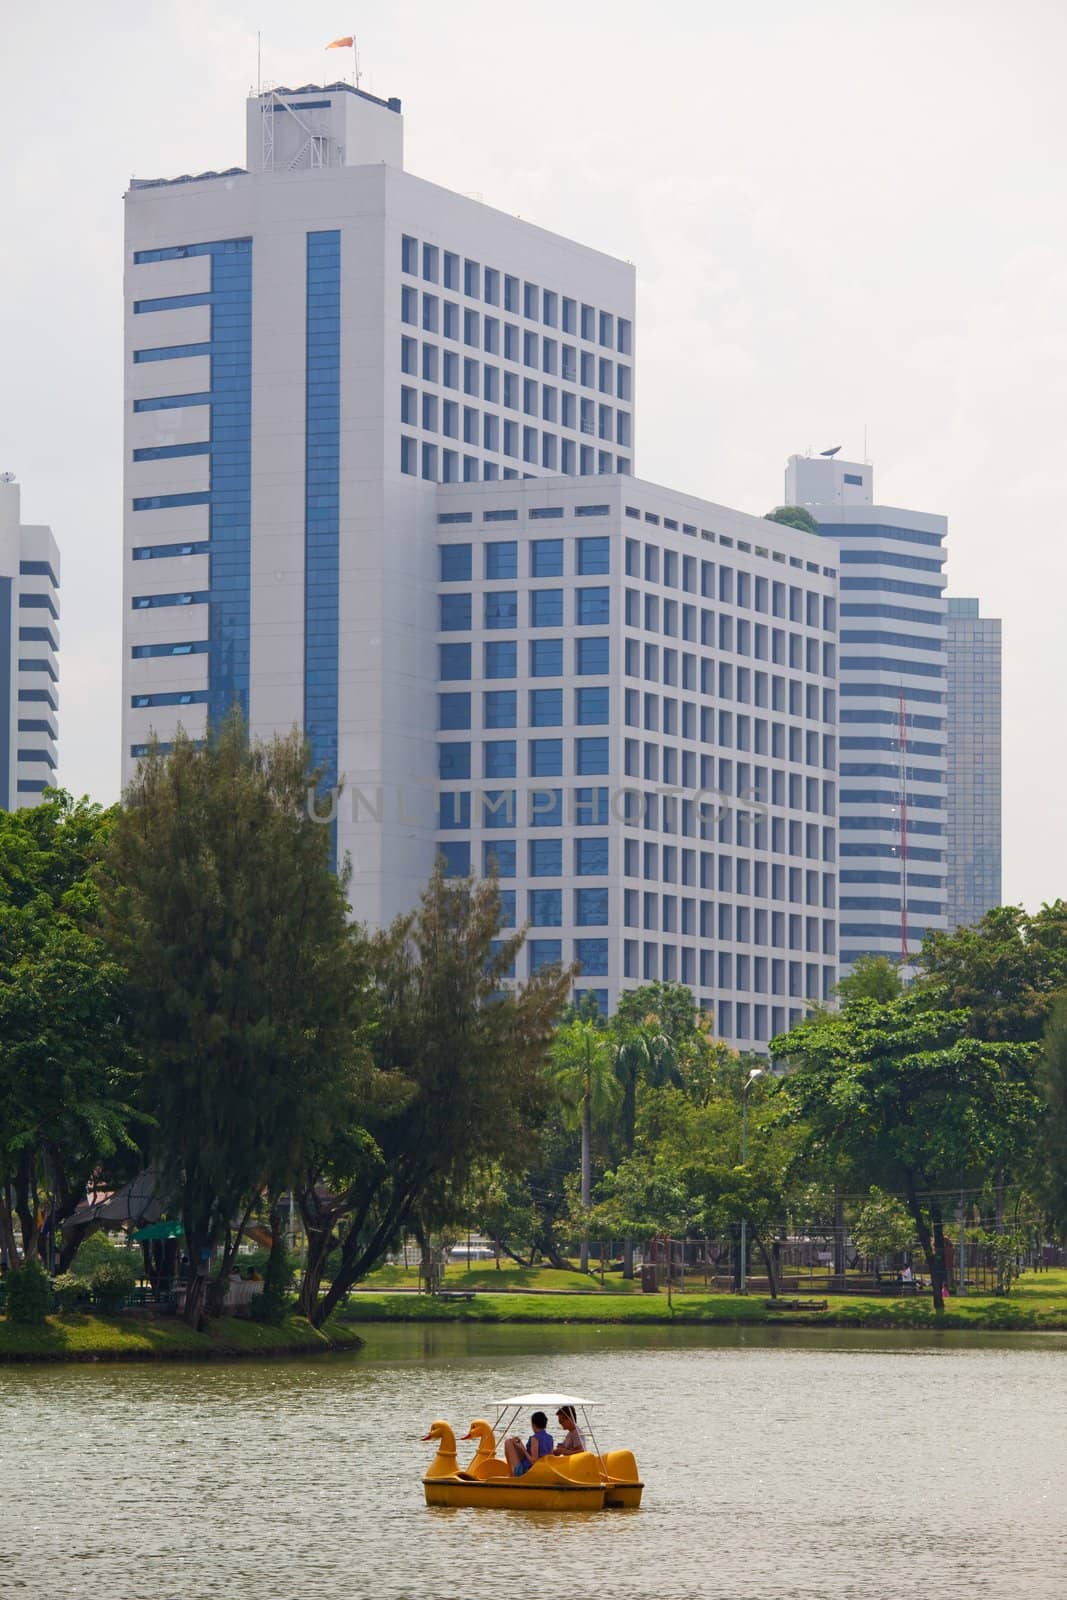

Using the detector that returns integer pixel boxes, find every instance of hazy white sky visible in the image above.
[1,0,1064,909]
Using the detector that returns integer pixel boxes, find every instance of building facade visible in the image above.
[945,597,1001,930]
[0,475,60,809]
[785,454,947,967]
[122,83,840,1047]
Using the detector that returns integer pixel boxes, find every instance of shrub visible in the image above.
[52,1272,88,1313]
[72,1231,124,1276]
[89,1256,138,1313]
[5,1260,53,1324]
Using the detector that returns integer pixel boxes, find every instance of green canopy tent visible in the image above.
[130,1221,184,1242]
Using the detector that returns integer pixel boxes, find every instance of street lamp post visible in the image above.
[739,1067,766,1294]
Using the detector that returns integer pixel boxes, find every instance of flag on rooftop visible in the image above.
[326,36,354,49]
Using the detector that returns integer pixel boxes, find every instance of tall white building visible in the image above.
[123,84,838,1047]
[945,597,1001,930]
[0,475,60,809]
[784,454,947,967]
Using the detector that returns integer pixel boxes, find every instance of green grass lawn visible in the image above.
[340,1267,1067,1330]
[0,1311,363,1362]
[358,1261,642,1294]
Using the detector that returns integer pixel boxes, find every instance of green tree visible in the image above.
[850,1187,914,1265]
[835,954,903,1005]
[1037,993,1067,1227]
[916,902,1067,1042]
[776,993,1042,1313]
[0,793,136,1272]
[100,716,367,1326]
[548,1018,620,1271]
[764,505,820,535]
[296,867,572,1325]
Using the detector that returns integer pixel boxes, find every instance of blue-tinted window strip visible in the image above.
[132,592,209,609]
[18,658,58,680]
[133,491,212,511]
[816,522,945,549]
[133,392,213,413]
[133,442,211,461]
[130,640,209,659]
[304,230,340,842]
[133,239,251,263]
[840,656,945,679]
[18,688,58,710]
[134,342,212,363]
[19,593,59,619]
[19,560,59,586]
[18,627,58,648]
[0,578,10,805]
[130,690,209,708]
[16,780,46,795]
[18,718,57,736]
[17,748,56,767]
[840,629,943,652]
[134,292,214,313]
[133,542,210,561]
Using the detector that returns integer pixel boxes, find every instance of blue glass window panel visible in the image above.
[133,291,214,314]
[439,543,473,581]
[135,239,252,266]
[529,839,563,876]
[439,791,471,829]
[529,940,563,973]
[485,541,518,579]
[484,591,518,629]
[490,938,517,979]
[129,690,208,709]
[133,342,212,363]
[132,492,212,511]
[576,687,609,725]
[529,738,563,776]
[529,889,563,926]
[484,640,517,678]
[574,786,609,824]
[575,937,609,976]
[530,788,563,827]
[576,837,609,875]
[131,591,209,609]
[438,642,471,680]
[530,638,563,677]
[575,736,609,774]
[484,740,517,778]
[530,688,563,726]
[440,593,472,631]
[497,889,517,927]
[483,690,517,728]
[530,507,564,522]
[438,742,471,780]
[439,692,471,730]
[483,789,516,828]
[576,636,609,675]
[576,587,610,625]
[530,588,564,627]
[132,441,211,462]
[534,537,566,576]
[133,392,212,413]
[575,888,609,925]
[577,536,611,573]
[483,839,516,877]
[439,841,470,878]
[131,640,208,659]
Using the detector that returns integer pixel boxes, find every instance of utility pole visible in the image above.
[739,1067,766,1293]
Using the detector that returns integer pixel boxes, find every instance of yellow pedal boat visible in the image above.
[422,1391,643,1512]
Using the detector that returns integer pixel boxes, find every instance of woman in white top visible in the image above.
[553,1405,586,1455]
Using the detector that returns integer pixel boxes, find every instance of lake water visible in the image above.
[1,1323,1065,1599]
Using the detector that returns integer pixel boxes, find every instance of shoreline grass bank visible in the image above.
[0,1311,363,1364]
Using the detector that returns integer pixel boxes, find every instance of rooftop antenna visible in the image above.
[257,29,262,96]
[863,421,869,461]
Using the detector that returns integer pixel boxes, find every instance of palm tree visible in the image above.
[549,1019,620,1272]
[612,1015,678,1276]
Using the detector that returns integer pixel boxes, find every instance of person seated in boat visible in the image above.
[503,1411,553,1476]
[553,1405,586,1455]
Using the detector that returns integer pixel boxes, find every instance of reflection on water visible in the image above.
[0,1324,1065,1600]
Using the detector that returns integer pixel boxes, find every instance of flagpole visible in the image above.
[353,37,361,90]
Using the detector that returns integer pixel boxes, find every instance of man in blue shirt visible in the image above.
[504,1411,554,1477]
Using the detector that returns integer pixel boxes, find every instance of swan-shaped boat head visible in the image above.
[421,1419,460,1479]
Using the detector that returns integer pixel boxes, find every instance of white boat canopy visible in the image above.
[494,1393,597,1408]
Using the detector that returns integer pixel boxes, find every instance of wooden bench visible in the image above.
[764,1298,828,1313]
[436,1291,475,1302]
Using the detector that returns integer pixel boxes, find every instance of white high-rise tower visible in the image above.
[0,475,60,809]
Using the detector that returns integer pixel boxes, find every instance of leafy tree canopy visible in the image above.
[916,901,1067,1042]
[763,505,820,535]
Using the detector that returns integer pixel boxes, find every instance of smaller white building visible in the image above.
[0,475,60,808]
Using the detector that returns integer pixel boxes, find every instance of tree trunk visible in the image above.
[833,1190,846,1283]
[296,1194,338,1322]
[754,1227,778,1299]
[0,1188,21,1270]
[930,1202,949,1312]
[579,1095,591,1274]
[995,1164,1006,1293]
[903,1175,946,1316]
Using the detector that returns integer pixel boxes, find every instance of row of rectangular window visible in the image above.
[436,505,610,525]
[440,587,609,630]
[403,386,632,451]
[400,236,632,352]
[399,342,633,415]
[624,614,836,677]
[440,688,609,729]
[624,683,836,735]
[440,536,608,580]
[440,737,609,780]
[625,544,836,626]
[401,436,628,481]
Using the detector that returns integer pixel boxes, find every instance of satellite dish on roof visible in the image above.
[0,472,15,483]
[819,446,842,458]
